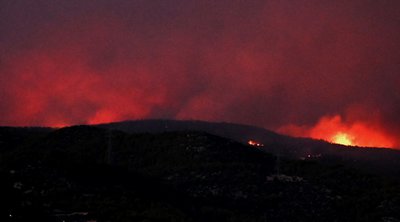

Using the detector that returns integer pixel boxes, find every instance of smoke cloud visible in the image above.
[1,0,399,147]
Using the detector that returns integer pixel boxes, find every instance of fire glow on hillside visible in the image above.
[279,115,395,148]
[331,132,353,146]
[248,140,264,147]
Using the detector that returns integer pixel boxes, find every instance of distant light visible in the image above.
[9,214,12,217]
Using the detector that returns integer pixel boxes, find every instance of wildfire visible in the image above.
[248,140,264,147]
[331,132,353,146]
[279,115,395,148]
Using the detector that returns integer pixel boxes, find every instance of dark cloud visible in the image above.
[1,0,399,147]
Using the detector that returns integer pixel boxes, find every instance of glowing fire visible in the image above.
[248,140,264,147]
[279,115,395,148]
[331,132,353,146]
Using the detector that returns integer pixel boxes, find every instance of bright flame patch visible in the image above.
[331,132,353,146]
[279,115,395,148]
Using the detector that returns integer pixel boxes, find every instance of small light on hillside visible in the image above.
[248,140,264,147]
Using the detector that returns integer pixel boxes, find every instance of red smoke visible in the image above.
[0,0,399,148]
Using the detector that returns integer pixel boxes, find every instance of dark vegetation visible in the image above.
[99,120,400,176]
[0,120,400,221]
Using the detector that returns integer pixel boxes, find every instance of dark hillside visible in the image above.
[1,124,400,221]
[98,120,400,176]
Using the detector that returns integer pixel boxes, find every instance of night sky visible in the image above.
[1,0,399,148]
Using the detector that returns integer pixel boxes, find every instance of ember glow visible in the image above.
[248,140,264,147]
[1,0,400,148]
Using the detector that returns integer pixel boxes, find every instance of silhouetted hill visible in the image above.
[97,119,285,145]
[1,124,400,221]
[97,119,400,176]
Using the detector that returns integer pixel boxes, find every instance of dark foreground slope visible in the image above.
[1,125,400,221]
[98,119,400,176]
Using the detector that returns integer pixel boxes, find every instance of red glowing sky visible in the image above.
[1,0,399,148]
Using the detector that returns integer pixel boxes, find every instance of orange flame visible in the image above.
[331,132,353,146]
[248,140,264,147]
[279,115,395,148]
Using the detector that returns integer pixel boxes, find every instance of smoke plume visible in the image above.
[1,0,399,147]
